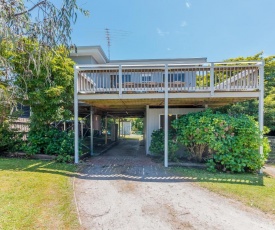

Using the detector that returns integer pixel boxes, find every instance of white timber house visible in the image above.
[71,46,264,167]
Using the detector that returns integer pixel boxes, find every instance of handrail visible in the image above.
[75,61,262,94]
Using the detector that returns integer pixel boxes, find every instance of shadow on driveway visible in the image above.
[79,139,264,185]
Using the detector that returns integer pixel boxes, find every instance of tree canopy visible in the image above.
[216,53,275,132]
[0,0,88,118]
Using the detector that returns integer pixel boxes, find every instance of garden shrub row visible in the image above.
[150,110,270,173]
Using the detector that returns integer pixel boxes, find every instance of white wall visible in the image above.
[121,121,131,135]
[146,108,204,154]
[71,56,97,64]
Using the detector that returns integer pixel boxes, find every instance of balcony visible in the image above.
[76,61,262,95]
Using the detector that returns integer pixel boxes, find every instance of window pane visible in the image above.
[160,115,177,129]
[122,74,131,83]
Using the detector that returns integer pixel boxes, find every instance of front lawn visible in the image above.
[173,167,275,216]
[0,158,79,229]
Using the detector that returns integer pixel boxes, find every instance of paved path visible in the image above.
[75,139,275,230]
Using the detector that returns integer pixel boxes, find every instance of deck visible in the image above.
[74,61,263,116]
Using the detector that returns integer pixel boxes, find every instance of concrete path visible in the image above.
[75,139,275,230]
[264,165,275,178]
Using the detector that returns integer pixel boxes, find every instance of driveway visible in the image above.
[74,139,275,230]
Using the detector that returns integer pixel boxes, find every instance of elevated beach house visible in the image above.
[71,46,264,166]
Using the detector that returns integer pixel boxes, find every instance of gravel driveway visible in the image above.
[74,139,275,230]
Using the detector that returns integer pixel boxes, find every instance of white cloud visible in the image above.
[185,1,191,8]
[181,21,187,27]
[157,28,169,36]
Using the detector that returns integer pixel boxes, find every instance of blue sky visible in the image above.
[71,0,275,61]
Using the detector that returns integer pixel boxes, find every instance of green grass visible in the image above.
[172,167,275,216]
[0,158,79,230]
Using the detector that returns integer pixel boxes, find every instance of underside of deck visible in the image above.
[78,91,259,117]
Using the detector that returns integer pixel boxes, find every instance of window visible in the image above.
[174,73,185,82]
[163,73,185,82]
[159,114,185,130]
[110,75,118,88]
[111,74,132,87]
[159,115,177,130]
[122,74,131,83]
[141,74,152,82]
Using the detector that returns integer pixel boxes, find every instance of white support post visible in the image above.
[105,116,108,145]
[118,118,121,139]
[259,60,265,173]
[90,106,93,156]
[210,62,214,96]
[119,65,122,97]
[145,105,149,155]
[74,66,79,164]
[164,64,169,167]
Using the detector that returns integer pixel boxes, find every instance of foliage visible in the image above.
[24,127,76,163]
[172,110,270,172]
[0,0,88,124]
[131,118,144,132]
[172,110,214,162]
[264,88,275,131]
[0,123,23,153]
[149,129,179,161]
[216,53,275,131]
[2,40,75,129]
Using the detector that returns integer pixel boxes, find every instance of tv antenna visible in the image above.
[105,28,111,59]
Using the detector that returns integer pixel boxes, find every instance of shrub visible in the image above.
[0,123,23,154]
[172,110,214,162]
[24,127,77,163]
[172,109,270,172]
[149,129,179,162]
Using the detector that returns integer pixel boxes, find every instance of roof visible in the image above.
[70,46,109,64]
[109,57,207,65]
[71,46,207,65]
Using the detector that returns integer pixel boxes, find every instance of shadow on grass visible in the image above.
[0,157,265,186]
[0,157,78,178]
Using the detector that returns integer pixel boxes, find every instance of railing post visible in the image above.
[259,60,265,173]
[164,64,169,168]
[90,106,94,156]
[146,105,150,155]
[210,62,214,96]
[119,65,122,97]
[74,66,79,164]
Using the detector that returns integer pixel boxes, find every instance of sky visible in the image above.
[71,0,275,62]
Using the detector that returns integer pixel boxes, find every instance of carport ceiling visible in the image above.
[80,97,252,117]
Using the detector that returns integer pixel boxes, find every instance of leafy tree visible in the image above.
[0,0,88,120]
[216,53,275,131]
[131,118,144,132]
[0,1,88,157]
[1,39,75,128]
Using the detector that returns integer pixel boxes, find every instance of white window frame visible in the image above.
[141,73,152,83]
[159,114,179,129]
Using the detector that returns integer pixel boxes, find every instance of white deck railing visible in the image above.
[76,62,262,94]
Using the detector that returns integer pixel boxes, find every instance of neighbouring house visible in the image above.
[71,46,264,166]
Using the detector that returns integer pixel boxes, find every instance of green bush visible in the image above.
[149,129,179,162]
[24,127,77,163]
[172,110,214,162]
[172,110,270,172]
[0,123,23,153]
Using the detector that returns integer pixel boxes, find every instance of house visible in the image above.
[71,46,264,166]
